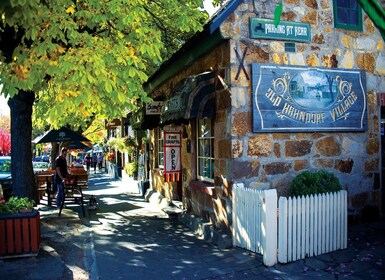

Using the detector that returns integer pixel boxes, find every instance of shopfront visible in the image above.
[141,0,385,234]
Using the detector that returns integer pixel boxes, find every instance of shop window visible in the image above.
[333,0,362,31]
[157,128,164,169]
[197,118,214,182]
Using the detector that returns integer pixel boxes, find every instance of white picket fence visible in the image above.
[232,183,348,266]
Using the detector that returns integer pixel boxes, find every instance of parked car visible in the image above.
[33,155,50,163]
[0,156,12,199]
[32,161,49,173]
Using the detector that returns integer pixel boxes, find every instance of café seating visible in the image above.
[58,176,86,217]
[34,169,55,203]
[69,167,88,189]
[35,168,88,217]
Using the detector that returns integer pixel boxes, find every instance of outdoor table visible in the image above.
[35,173,55,206]
[58,174,86,217]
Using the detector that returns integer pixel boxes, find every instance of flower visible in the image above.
[106,152,116,163]
[0,196,35,214]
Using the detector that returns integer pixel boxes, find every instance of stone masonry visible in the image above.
[224,0,384,211]
[148,0,385,234]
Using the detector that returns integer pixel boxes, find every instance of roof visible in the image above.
[144,0,243,93]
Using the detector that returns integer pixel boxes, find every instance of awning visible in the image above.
[161,71,216,125]
[32,127,90,144]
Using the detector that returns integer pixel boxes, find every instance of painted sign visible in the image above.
[104,118,121,129]
[146,101,163,115]
[250,18,311,42]
[252,64,367,132]
[162,95,182,114]
[164,132,181,173]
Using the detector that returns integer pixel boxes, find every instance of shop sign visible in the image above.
[104,118,121,129]
[164,132,181,173]
[250,18,311,42]
[162,95,182,114]
[252,64,367,132]
[146,101,163,115]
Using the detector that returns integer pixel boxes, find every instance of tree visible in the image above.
[0,0,208,199]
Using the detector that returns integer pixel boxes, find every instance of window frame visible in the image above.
[333,0,362,31]
[196,118,214,183]
[157,127,164,169]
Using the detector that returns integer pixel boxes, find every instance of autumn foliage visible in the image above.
[0,128,10,155]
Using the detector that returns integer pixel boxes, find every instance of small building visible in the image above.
[136,0,385,236]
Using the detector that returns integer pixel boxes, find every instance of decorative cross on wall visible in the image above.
[234,47,249,80]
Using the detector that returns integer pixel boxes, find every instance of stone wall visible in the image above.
[149,42,233,230]
[223,0,384,210]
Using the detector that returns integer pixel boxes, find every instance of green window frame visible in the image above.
[157,128,164,169]
[333,0,362,31]
[197,118,214,183]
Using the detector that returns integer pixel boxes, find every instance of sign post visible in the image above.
[164,131,181,182]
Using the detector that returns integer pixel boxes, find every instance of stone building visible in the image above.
[139,0,385,236]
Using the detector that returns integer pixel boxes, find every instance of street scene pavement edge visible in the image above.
[1,172,385,280]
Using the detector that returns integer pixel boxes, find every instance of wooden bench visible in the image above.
[35,170,55,203]
[69,168,88,189]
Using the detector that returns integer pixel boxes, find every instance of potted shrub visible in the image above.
[0,196,41,259]
[124,161,138,178]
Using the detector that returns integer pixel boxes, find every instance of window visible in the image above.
[333,0,362,31]
[285,42,296,53]
[157,128,164,169]
[197,119,214,182]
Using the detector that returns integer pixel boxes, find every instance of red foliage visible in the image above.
[0,128,10,155]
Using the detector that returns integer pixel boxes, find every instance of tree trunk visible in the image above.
[51,142,59,169]
[8,91,37,201]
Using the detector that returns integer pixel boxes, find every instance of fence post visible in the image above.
[278,197,288,263]
[262,189,277,266]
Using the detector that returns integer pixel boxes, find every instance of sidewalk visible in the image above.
[1,172,384,279]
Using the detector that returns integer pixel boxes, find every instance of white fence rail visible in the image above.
[232,183,348,266]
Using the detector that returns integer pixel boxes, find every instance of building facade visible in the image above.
[141,0,385,234]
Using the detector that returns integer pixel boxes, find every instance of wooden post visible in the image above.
[262,189,277,266]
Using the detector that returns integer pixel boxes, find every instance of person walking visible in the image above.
[55,148,69,209]
[85,153,92,173]
[92,153,98,173]
[97,152,103,172]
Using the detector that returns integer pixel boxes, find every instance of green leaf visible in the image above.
[87,73,95,83]
[104,81,112,93]
[274,2,283,27]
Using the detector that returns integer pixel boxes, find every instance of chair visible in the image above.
[58,175,86,217]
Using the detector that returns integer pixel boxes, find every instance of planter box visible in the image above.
[0,210,41,259]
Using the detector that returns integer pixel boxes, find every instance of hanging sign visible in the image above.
[146,101,163,115]
[250,18,311,42]
[252,64,367,132]
[164,132,181,181]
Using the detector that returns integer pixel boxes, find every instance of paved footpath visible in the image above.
[1,172,385,280]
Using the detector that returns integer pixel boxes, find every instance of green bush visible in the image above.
[0,196,35,214]
[289,170,341,197]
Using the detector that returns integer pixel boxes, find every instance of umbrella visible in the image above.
[68,141,92,150]
[33,127,90,144]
